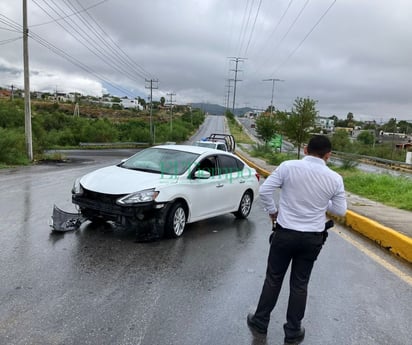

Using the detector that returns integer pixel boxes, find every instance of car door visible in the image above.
[214,154,246,212]
[186,155,227,220]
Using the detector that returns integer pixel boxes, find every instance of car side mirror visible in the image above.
[194,170,211,179]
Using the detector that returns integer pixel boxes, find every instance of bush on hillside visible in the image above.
[0,128,29,165]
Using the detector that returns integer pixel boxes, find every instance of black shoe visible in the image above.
[247,313,267,335]
[284,327,305,345]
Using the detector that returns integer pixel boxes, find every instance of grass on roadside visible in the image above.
[247,145,412,211]
[226,118,255,145]
[333,167,412,211]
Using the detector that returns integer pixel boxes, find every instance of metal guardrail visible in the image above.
[333,151,412,171]
[79,142,148,147]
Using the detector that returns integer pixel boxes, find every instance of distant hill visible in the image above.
[190,103,255,116]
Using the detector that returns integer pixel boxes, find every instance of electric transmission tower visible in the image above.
[228,57,246,114]
[263,78,284,115]
[167,92,176,132]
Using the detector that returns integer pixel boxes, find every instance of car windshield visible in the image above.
[194,141,217,149]
[120,147,199,175]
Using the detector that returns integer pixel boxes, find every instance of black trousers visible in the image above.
[253,226,324,337]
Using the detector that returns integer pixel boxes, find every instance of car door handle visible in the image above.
[216,183,224,188]
[239,180,246,184]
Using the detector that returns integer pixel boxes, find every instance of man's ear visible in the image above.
[324,152,331,161]
[303,145,308,155]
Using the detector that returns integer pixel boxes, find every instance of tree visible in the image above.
[329,115,338,125]
[398,120,412,135]
[265,105,275,113]
[381,118,397,132]
[357,131,374,145]
[137,96,146,108]
[282,97,317,158]
[346,112,355,128]
[160,96,166,106]
[255,114,279,144]
[331,130,351,151]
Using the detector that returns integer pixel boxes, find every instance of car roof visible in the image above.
[153,144,230,155]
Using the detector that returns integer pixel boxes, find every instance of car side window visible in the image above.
[196,156,218,177]
[217,155,242,176]
[217,143,226,151]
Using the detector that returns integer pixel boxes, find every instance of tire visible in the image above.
[234,191,253,219]
[165,202,187,238]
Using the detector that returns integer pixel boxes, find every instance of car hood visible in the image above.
[80,165,176,194]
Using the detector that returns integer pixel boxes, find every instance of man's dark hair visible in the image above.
[307,135,332,157]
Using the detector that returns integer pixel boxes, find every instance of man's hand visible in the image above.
[269,212,278,222]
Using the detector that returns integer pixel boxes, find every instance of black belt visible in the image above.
[275,222,323,235]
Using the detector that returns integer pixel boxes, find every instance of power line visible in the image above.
[243,0,263,56]
[0,36,22,45]
[32,0,150,85]
[253,0,309,76]
[30,32,135,97]
[271,0,337,76]
[30,0,109,27]
[1,13,133,96]
[72,0,154,80]
[236,0,252,56]
[237,0,256,56]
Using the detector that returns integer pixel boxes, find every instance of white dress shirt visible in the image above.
[259,155,347,232]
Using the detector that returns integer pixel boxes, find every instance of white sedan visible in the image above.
[72,144,260,240]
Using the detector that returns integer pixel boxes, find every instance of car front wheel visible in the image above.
[165,202,187,238]
[234,191,253,219]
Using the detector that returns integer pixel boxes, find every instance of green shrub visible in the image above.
[0,128,29,165]
[0,99,24,128]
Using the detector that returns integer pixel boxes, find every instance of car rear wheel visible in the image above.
[234,191,253,219]
[165,202,187,238]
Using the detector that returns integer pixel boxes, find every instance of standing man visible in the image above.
[247,135,347,345]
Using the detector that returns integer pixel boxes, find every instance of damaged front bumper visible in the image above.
[71,193,170,236]
[50,204,86,232]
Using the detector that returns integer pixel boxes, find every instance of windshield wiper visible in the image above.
[125,167,161,173]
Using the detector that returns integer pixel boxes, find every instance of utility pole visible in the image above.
[263,78,284,116]
[73,103,80,117]
[145,79,158,143]
[167,92,176,132]
[225,78,234,110]
[228,57,246,115]
[10,84,15,101]
[23,0,33,161]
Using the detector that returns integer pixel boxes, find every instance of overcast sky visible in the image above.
[1,0,412,122]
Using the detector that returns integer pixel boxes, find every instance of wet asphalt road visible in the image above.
[1,118,412,345]
[1,149,411,345]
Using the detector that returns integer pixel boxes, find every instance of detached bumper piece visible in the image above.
[50,204,85,232]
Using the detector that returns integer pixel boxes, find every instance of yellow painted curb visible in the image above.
[236,150,412,263]
[236,151,272,178]
[344,210,412,263]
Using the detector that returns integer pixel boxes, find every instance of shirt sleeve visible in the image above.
[327,176,347,216]
[259,165,283,214]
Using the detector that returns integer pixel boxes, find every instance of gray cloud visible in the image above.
[1,0,411,121]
